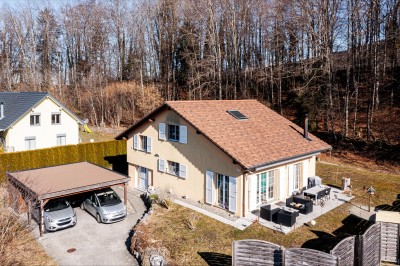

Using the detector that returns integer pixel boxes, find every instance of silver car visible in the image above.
[81,188,126,223]
[33,198,77,232]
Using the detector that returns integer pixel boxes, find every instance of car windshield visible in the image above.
[45,199,69,212]
[96,191,121,206]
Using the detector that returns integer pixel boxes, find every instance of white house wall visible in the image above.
[247,156,317,212]
[5,97,80,152]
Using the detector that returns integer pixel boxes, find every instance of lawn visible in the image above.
[134,160,400,265]
[79,128,118,143]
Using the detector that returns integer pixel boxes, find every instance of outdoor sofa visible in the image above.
[286,196,313,214]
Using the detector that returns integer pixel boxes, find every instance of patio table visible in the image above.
[303,185,330,205]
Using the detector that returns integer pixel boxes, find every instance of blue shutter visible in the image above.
[179,164,187,179]
[206,171,214,204]
[146,137,152,153]
[179,125,187,144]
[133,134,138,150]
[158,159,165,172]
[229,176,237,213]
[159,123,166,140]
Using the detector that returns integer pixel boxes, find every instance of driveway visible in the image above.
[33,188,146,266]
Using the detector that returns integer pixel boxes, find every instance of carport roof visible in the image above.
[7,162,130,200]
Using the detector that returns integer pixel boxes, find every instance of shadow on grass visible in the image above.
[302,214,373,252]
[375,202,400,212]
[198,252,232,266]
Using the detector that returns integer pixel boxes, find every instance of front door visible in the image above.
[139,167,148,191]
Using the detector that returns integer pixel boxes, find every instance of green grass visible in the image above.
[136,162,400,265]
[316,161,400,207]
[79,130,116,143]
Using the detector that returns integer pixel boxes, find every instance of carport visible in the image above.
[7,161,130,236]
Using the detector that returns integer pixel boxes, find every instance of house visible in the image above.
[0,92,83,152]
[116,100,331,217]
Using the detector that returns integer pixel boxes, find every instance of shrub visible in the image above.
[0,140,127,183]
[160,198,173,210]
[183,214,200,231]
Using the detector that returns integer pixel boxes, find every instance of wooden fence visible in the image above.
[233,221,400,266]
[330,236,355,266]
[285,248,338,266]
[358,222,381,266]
[232,240,283,266]
[380,222,400,264]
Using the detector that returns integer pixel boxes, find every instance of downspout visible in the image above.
[242,169,253,217]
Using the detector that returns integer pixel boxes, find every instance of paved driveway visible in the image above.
[33,188,146,266]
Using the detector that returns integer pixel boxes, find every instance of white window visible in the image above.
[51,113,61,124]
[256,170,275,204]
[168,124,180,141]
[167,161,179,176]
[56,134,66,146]
[217,174,230,209]
[159,123,187,144]
[133,134,152,153]
[294,163,301,191]
[163,160,186,178]
[25,137,36,150]
[30,114,40,126]
[140,135,147,151]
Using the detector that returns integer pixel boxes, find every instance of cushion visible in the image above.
[295,203,303,208]
[290,202,296,206]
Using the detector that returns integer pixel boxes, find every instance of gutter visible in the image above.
[248,148,332,172]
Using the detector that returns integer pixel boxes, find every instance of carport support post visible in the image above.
[124,182,128,207]
[39,200,44,237]
[27,200,31,225]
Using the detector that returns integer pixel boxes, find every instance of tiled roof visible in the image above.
[116,100,331,169]
[0,92,83,131]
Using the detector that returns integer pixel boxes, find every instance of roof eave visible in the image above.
[248,147,332,172]
[115,103,168,140]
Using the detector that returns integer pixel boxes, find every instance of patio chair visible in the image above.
[323,187,331,200]
[260,205,279,223]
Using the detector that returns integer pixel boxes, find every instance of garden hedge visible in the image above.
[0,140,126,183]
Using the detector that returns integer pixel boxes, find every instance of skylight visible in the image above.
[227,110,248,120]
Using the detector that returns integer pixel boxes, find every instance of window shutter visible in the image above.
[179,164,187,179]
[179,125,187,144]
[133,134,138,150]
[205,171,214,204]
[288,165,294,195]
[158,159,165,172]
[249,175,258,211]
[159,123,166,140]
[229,176,237,213]
[146,137,152,153]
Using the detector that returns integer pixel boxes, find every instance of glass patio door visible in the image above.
[257,170,275,204]
[217,174,229,209]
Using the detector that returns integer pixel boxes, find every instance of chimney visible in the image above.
[304,113,309,140]
[0,102,3,119]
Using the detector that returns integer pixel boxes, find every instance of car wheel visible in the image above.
[96,213,101,223]
[80,202,85,210]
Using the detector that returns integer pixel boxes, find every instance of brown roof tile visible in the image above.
[165,100,331,169]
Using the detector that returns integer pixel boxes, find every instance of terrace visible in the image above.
[243,186,354,234]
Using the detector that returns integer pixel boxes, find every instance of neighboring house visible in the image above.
[116,100,331,217]
[0,92,83,152]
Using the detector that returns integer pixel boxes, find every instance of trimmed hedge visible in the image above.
[0,140,127,183]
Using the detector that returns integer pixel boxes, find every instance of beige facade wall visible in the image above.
[126,109,245,216]
[246,156,317,212]
[126,108,320,217]
[4,97,80,152]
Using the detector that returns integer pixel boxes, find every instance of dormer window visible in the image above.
[30,114,40,126]
[52,113,61,124]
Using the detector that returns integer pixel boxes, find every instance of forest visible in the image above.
[0,0,399,145]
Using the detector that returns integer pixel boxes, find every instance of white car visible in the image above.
[32,198,77,232]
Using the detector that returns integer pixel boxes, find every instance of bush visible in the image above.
[160,198,173,210]
[184,214,200,231]
[0,140,127,183]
